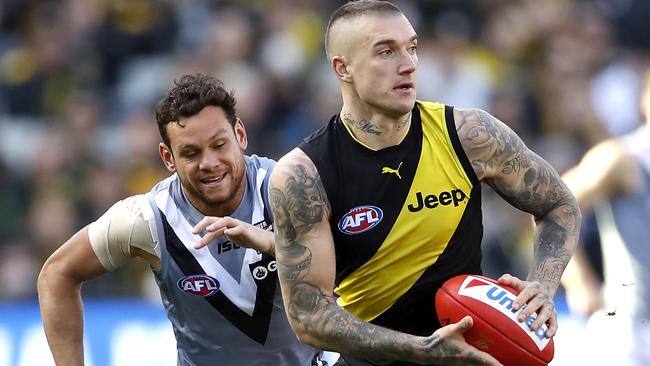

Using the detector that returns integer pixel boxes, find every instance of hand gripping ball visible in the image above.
[436,274,554,366]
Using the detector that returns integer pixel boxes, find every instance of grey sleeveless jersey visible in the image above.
[597,126,650,322]
[145,155,322,366]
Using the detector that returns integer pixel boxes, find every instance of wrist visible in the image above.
[527,277,559,296]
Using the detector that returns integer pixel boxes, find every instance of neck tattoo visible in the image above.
[342,113,382,136]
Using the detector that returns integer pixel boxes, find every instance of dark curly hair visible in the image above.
[155,74,237,148]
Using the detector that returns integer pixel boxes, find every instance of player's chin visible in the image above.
[383,100,415,117]
[395,104,415,117]
[197,186,227,204]
[394,96,416,112]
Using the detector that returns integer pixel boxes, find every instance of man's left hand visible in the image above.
[498,273,558,337]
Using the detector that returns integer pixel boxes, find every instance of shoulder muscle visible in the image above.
[88,195,159,270]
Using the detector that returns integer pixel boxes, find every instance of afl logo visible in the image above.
[338,205,383,235]
[177,275,220,297]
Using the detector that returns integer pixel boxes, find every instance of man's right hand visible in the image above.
[426,316,503,366]
[192,216,275,255]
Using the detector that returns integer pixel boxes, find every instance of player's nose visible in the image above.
[399,50,417,74]
[198,150,221,170]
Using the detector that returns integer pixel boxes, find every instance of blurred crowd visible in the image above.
[1,0,649,301]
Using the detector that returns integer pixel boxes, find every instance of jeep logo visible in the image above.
[407,189,467,212]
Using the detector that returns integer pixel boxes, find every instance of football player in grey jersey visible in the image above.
[562,70,650,366]
[37,74,325,366]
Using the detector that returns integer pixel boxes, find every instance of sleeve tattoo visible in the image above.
[269,165,321,282]
[456,108,581,286]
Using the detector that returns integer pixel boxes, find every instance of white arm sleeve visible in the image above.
[87,195,160,271]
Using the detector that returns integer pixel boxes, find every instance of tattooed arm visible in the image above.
[455,108,581,337]
[269,148,502,366]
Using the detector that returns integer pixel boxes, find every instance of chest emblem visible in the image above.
[338,205,383,235]
[177,274,220,297]
[382,162,403,179]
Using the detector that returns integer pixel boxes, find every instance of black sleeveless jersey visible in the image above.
[299,101,483,337]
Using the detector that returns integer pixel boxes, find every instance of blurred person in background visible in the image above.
[269,1,580,365]
[561,70,650,365]
[0,237,39,299]
[37,74,324,366]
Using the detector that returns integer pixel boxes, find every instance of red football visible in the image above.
[435,274,554,366]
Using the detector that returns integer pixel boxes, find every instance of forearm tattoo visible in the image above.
[457,109,581,287]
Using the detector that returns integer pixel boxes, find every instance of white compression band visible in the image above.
[88,195,160,271]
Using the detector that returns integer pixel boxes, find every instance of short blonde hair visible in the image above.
[325,0,403,59]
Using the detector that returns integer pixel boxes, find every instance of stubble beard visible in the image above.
[199,168,246,211]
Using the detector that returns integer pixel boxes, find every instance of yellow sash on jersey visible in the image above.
[335,101,474,321]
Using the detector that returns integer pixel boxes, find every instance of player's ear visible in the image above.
[159,142,176,172]
[332,56,352,82]
[234,118,248,151]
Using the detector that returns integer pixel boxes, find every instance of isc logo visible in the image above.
[177,275,220,297]
[338,205,383,235]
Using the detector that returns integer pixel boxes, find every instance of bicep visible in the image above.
[42,227,108,284]
[455,108,573,217]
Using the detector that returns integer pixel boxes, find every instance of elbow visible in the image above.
[281,282,336,348]
[294,326,318,347]
[540,192,583,227]
[37,252,77,297]
[294,328,325,349]
[574,196,583,220]
[566,193,582,232]
[37,255,58,295]
[549,193,583,250]
[287,317,327,349]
